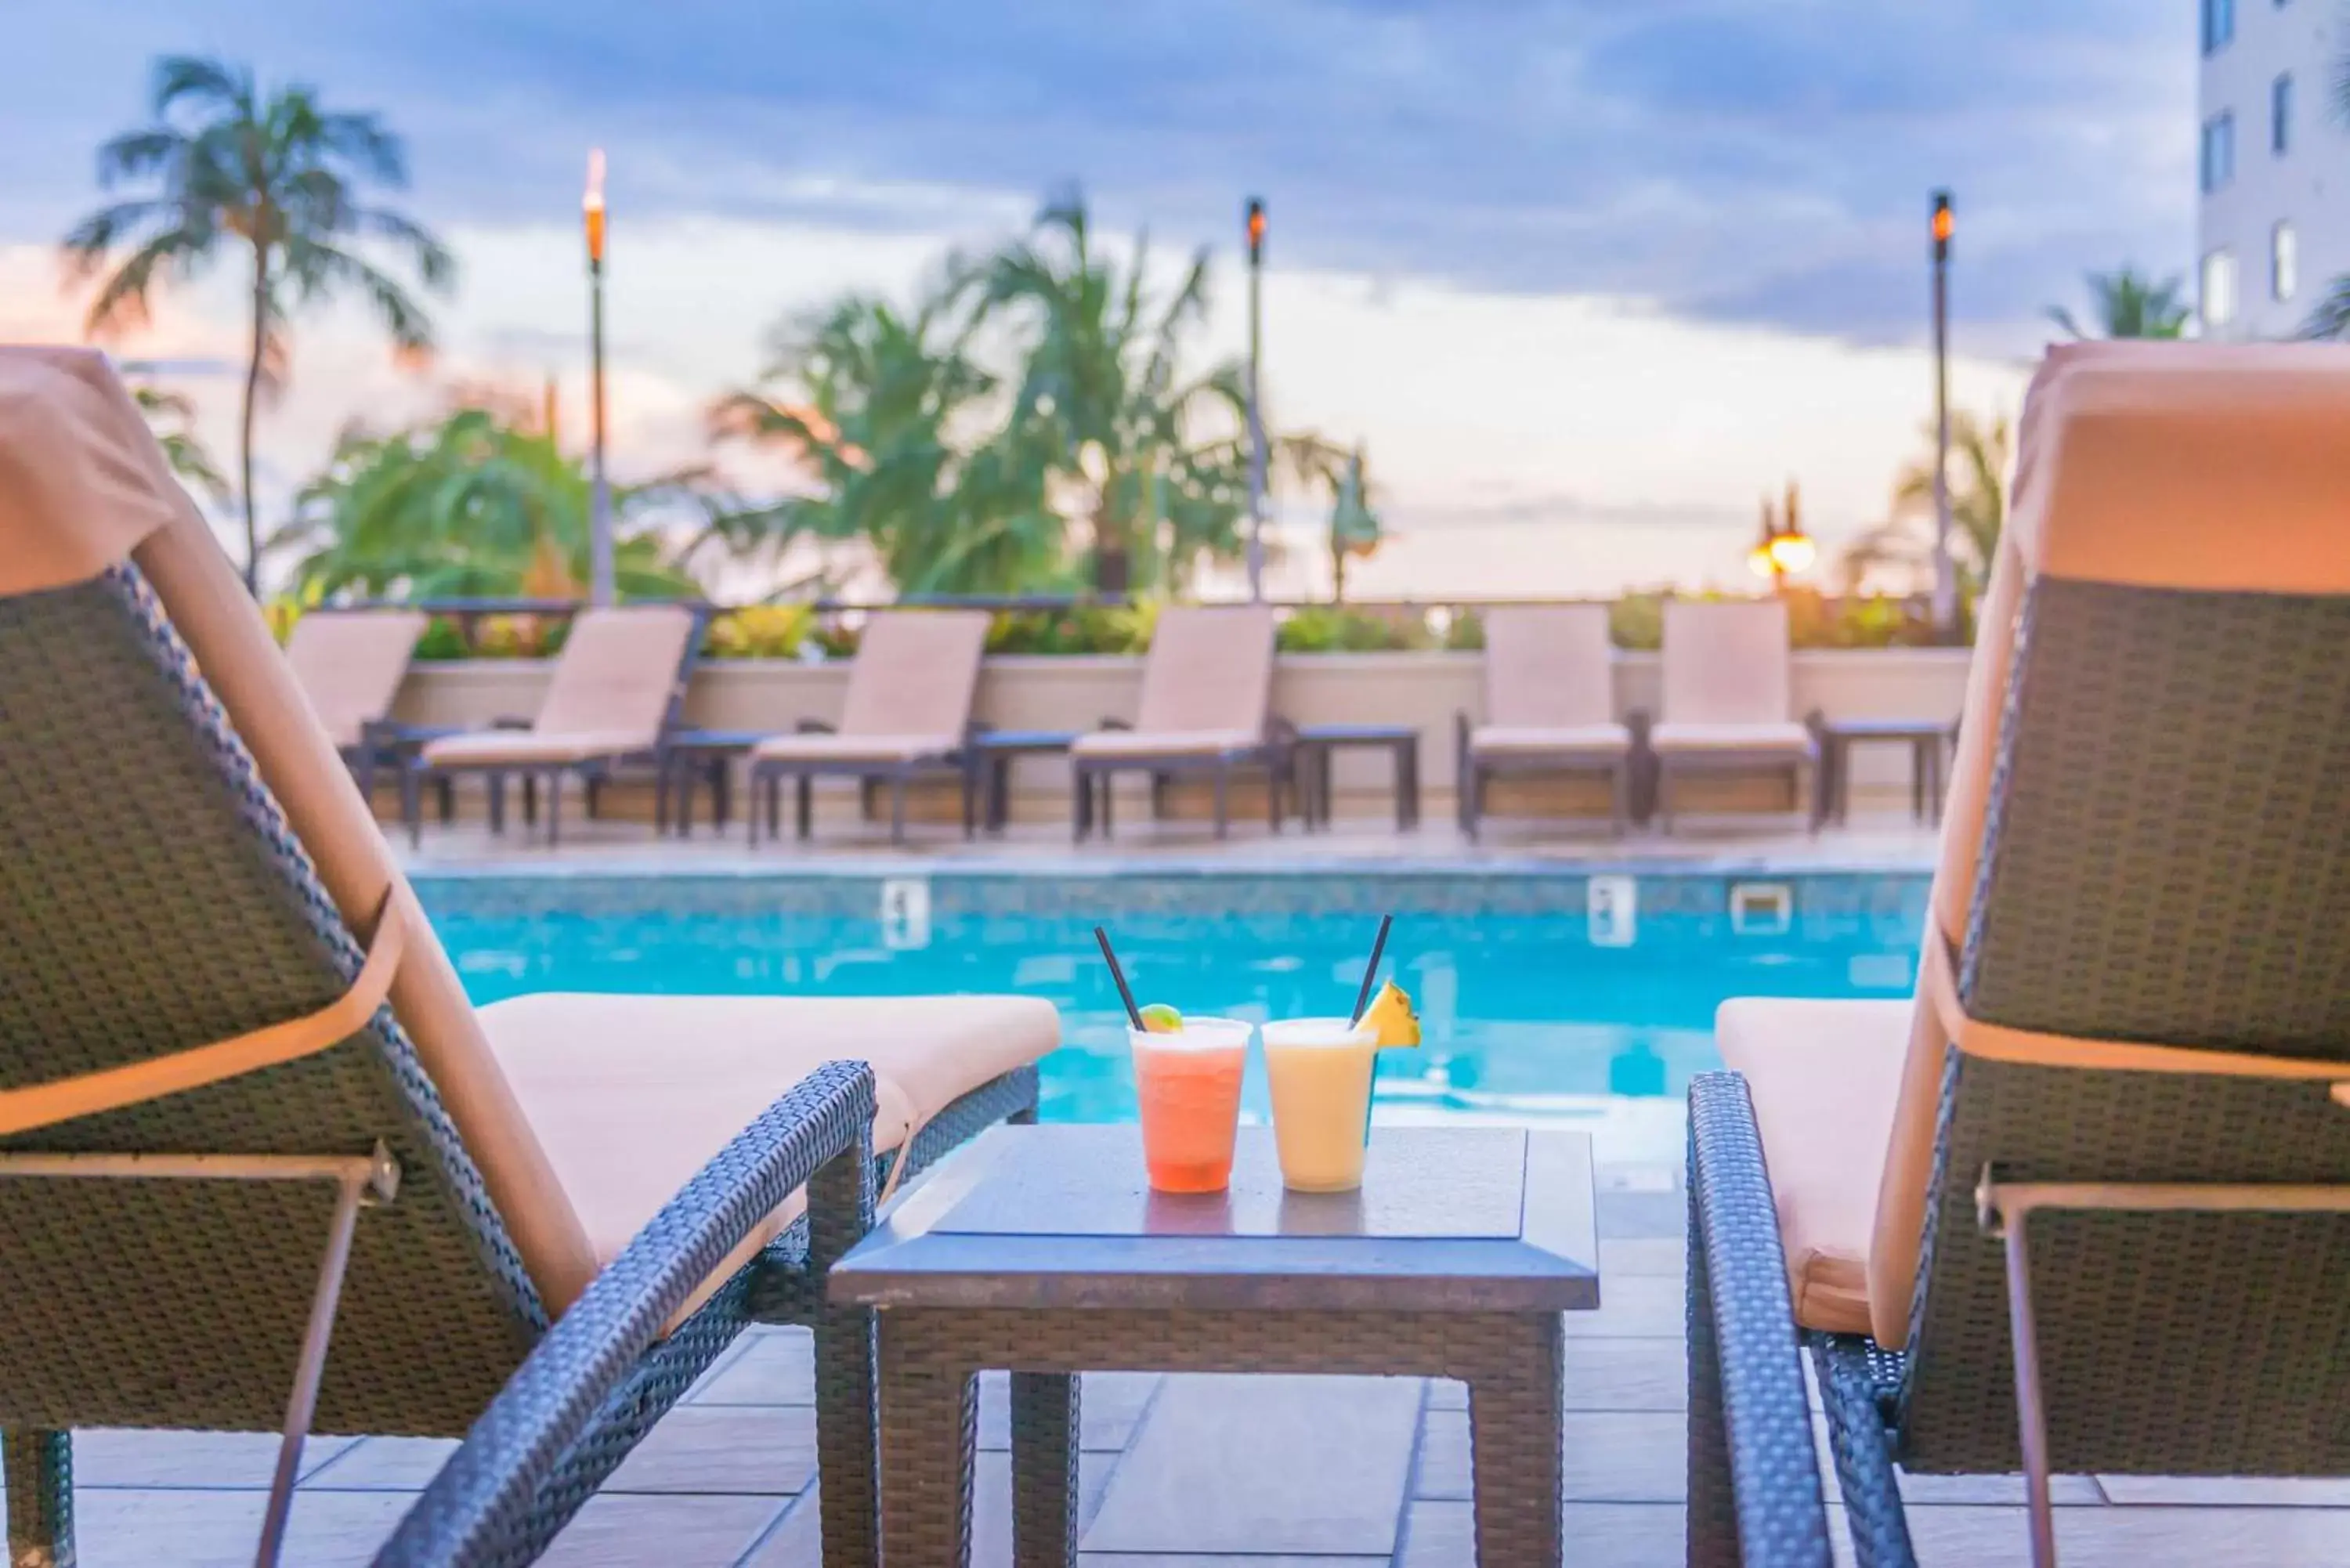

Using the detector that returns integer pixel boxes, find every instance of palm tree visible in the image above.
[970,190,1252,592]
[2045,267,2190,340]
[63,56,454,593]
[1841,411,2012,598]
[712,281,1068,596]
[131,383,231,504]
[274,406,697,600]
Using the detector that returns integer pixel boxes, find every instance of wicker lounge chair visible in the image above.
[1650,598,1819,833]
[1069,603,1289,840]
[746,609,989,845]
[1687,343,2350,1568]
[407,602,703,846]
[0,346,1055,1568]
[1455,604,1633,839]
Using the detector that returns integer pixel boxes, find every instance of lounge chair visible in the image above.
[286,607,429,793]
[0,345,1055,1568]
[1455,604,1633,839]
[745,609,989,845]
[1069,603,1289,840]
[1687,343,2350,1568]
[407,602,703,847]
[1650,598,1819,833]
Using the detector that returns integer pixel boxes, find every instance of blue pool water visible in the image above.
[417,871,1929,1164]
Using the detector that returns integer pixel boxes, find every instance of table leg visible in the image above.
[990,756,1011,835]
[877,1323,978,1568]
[711,757,732,834]
[1467,1313,1564,1566]
[1395,739,1416,832]
[1010,1371,1081,1568]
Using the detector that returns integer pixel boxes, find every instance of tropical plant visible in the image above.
[1840,411,2012,599]
[131,383,230,503]
[273,406,698,600]
[2300,277,2350,341]
[63,55,454,591]
[969,190,1253,592]
[2045,267,2190,340]
[711,284,1068,596]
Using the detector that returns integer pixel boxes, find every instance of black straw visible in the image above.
[1349,915,1395,1024]
[1094,926,1146,1029]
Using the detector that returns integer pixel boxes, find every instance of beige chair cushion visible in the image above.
[750,732,960,765]
[1482,605,1616,730]
[536,605,698,739]
[837,611,989,739]
[1133,605,1275,734]
[421,728,653,768]
[284,609,427,750]
[1649,721,1813,755]
[1467,723,1631,757]
[1716,996,1912,1335]
[1661,599,1793,727]
[478,992,1058,1323]
[1070,727,1264,761]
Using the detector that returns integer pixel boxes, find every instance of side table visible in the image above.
[1819,717,1954,825]
[1292,722,1422,830]
[659,728,767,836]
[831,1125,1597,1566]
[969,729,1081,834]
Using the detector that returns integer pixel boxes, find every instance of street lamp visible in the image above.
[584,149,615,606]
[1244,197,1267,602]
[1929,190,1955,638]
[1747,479,1817,592]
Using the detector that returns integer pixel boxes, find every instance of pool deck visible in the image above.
[41,1161,2350,1566]
[56,811,2322,1563]
[387,808,1946,878]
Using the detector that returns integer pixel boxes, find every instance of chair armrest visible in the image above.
[372,1061,878,1567]
[490,716,534,732]
[796,718,837,734]
[1687,1071,1835,1567]
[1099,717,1133,731]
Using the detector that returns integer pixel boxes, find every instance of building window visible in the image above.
[2203,249,2240,328]
[2201,113,2237,192]
[2273,222,2299,301]
[2204,0,2236,52]
[2273,74,2294,154]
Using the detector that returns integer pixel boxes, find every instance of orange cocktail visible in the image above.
[1129,1017,1251,1193]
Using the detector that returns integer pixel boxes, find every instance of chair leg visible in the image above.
[1658,766,1676,836]
[797,775,814,841]
[402,766,425,851]
[890,777,909,846]
[585,773,603,822]
[1611,760,1629,839]
[436,775,455,825]
[1267,759,1283,835]
[1212,764,1229,840]
[488,772,506,835]
[545,774,563,847]
[1072,768,1090,842]
[4,1428,73,1568]
[522,773,538,827]
[808,1133,881,1568]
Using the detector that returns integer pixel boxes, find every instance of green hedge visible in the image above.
[267,591,1958,659]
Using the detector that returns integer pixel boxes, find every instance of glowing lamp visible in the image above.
[584,149,608,265]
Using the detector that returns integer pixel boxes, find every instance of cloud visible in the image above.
[4,0,2192,345]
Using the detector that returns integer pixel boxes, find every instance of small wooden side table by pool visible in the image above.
[1292,721,1423,830]
[830,1124,1597,1566]
[1819,717,1955,825]
[969,728,1082,834]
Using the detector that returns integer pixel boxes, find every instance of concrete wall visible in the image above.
[389,649,1969,826]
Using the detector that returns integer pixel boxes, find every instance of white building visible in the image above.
[2197,0,2348,338]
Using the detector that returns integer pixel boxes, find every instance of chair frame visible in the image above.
[1070,717,1298,842]
[1454,709,1640,841]
[747,719,982,847]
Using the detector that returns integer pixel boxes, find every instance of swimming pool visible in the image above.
[416,870,1929,1165]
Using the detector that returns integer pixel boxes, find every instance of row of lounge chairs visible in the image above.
[298,592,1828,847]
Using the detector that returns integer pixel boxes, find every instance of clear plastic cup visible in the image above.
[1128,1017,1252,1193]
[1261,1017,1379,1193]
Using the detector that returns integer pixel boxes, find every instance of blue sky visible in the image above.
[0,1,2196,593]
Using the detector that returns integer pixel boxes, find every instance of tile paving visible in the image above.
[24,1165,2347,1564]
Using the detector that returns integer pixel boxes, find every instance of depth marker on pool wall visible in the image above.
[1588,876,1637,948]
[880,878,932,950]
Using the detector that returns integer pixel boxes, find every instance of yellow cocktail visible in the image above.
[1262,1017,1380,1193]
